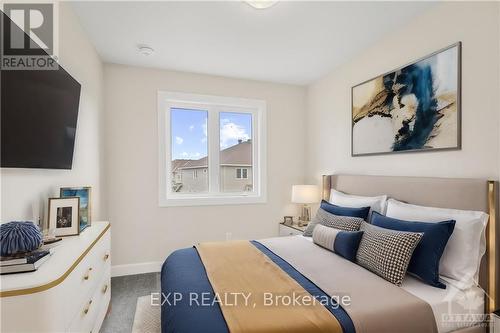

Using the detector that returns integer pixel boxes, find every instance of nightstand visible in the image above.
[279,223,307,236]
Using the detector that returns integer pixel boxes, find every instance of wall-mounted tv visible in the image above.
[1,13,81,169]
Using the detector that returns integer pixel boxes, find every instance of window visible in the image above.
[175,173,182,183]
[169,108,208,193]
[158,91,267,206]
[236,168,248,180]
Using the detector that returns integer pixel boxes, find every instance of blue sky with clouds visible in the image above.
[171,108,252,160]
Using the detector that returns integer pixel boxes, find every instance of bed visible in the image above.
[161,174,498,333]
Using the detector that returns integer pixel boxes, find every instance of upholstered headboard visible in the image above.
[322,174,498,313]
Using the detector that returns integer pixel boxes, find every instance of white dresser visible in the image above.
[0,221,111,333]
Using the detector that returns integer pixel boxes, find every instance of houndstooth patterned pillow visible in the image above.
[356,222,422,286]
[303,208,363,237]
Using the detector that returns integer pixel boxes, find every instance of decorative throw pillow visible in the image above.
[303,208,364,237]
[320,200,371,220]
[312,224,364,262]
[385,198,488,290]
[356,222,423,286]
[371,212,455,289]
[329,189,388,220]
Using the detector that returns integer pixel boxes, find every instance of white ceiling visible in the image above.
[71,1,435,85]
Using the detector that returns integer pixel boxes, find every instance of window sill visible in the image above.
[159,194,267,207]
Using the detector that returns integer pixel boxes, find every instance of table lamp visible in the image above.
[291,185,319,226]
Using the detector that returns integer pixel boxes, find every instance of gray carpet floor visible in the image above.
[101,273,161,333]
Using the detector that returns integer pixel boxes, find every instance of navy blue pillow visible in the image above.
[334,231,364,262]
[371,212,455,288]
[320,200,370,220]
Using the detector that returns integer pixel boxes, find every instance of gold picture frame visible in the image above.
[60,186,92,232]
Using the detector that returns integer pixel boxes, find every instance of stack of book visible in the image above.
[0,250,51,274]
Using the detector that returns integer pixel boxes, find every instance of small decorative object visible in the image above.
[43,237,62,245]
[60,186,92,232]
[352,42,461,156]
[291,185,319,227]
[0,221,43,256]
[48,197,80,237]
[283,216,293,225]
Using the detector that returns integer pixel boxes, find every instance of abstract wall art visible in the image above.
[352,43,461,156]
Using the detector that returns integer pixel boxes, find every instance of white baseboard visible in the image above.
[111,261,163,277]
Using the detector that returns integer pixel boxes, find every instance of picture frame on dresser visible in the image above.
[48,197,80,237]
[60,186,92,232]
[283,216,294,226]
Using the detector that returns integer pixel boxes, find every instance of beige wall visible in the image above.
[1,3,105,224]
[104,64,306,267]
[306,2,500,186]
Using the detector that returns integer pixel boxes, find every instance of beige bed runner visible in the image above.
[196,240,343,333]
[259,236,438,333]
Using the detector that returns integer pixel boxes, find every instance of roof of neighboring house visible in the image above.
[171,159,194,172]
[172,140,252,170]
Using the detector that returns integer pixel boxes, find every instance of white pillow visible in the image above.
[329,189,388,220]
[385,198,488,290]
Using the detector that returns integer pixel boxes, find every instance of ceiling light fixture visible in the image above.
[138,45,154,56]
[245,1,278,10]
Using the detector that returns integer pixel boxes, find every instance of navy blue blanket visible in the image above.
[160,241,355,333]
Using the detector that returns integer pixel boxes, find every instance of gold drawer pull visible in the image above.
[83,267,93,280]
[103,254,110,261]
[102,284,108,294]
[83,300,92,315]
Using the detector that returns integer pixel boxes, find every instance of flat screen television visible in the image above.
[1,14,81,169]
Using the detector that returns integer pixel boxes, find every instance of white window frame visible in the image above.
[158,91,267,206]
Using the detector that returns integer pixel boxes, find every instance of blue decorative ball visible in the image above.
[0,221,43,256]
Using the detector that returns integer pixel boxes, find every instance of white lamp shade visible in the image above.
[291,185,319,204]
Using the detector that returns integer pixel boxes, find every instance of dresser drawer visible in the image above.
[63,230,111,326]
[68,267,110,333]
[91,276,111,333]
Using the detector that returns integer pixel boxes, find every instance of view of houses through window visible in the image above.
[171,108,209,193]
[171,108,253,194]
[219,112,252,193]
